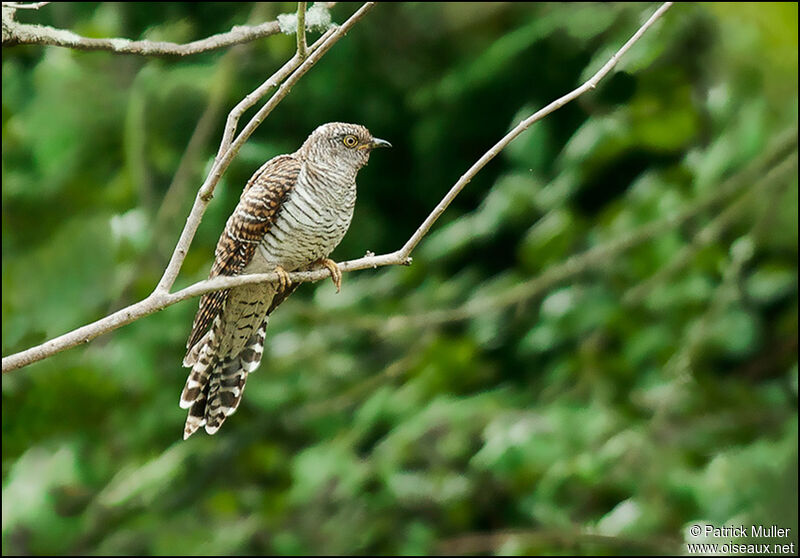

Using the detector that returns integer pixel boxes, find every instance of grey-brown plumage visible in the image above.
[181,122,390,439]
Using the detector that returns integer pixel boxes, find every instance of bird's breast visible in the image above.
[250,173,356,271]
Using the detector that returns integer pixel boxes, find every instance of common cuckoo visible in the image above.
[181,122,391,439]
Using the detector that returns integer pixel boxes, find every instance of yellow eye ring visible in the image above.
[343,134,358,148]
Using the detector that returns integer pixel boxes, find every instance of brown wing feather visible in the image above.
[185,155,302,355]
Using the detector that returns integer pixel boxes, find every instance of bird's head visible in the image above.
[299,122,391,173]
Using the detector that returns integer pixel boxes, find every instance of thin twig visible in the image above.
[2,2,671,373]
[2,2,50,9]
[297,2,308,60]
[2,16,283,56]
[397,1,674,258]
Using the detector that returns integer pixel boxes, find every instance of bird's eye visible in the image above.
[342,134,358,148]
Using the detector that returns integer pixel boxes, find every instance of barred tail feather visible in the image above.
[183,387,209,440]
[204,319,267,434]
[181,340,216,439]
[181,315,220,439]
[180,341,215,408]
[180,318,268,439]
[183,329,211,367]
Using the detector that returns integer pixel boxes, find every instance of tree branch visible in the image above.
[2,12,283,56]
[2,2,671,373]
[397,1,674,257]
[297,2,308,59]
[2,2,50,9]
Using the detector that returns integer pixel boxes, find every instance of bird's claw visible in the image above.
[274,265,292,292]
[317,258,342,293]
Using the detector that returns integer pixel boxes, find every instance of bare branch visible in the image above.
[2,2,50,9]
[398,2,674,257]
[297,2,308,59]
[2,2,671,373]
[2,7,283,55]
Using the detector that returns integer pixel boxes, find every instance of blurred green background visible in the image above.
[2,2,797,555]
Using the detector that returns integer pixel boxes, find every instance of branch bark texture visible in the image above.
[2,14,281,56]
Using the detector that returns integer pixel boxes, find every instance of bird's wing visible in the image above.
[185,155,302,354]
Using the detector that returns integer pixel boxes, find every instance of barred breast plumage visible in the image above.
[248,162,358,272]
[180,122,390,439]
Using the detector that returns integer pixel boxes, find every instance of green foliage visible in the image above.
[2,2,797,555]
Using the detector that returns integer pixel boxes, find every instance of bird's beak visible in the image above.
[368,137,392,150]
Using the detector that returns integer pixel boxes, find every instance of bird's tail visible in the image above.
[180,317,268,439]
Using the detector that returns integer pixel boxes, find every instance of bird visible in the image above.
[180,122,391,440]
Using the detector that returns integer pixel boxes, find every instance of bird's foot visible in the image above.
[273,265,292,292]
[315,258,342,293]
